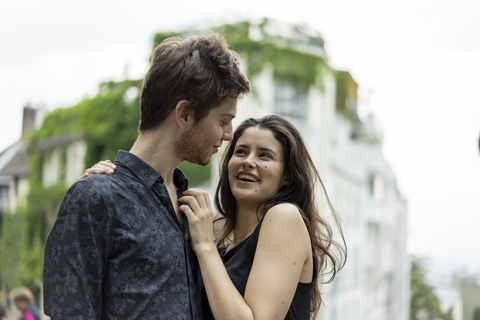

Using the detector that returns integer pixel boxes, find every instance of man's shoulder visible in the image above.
[72,173,116,194]
[64,172,126,204]
[76,165,137,190]
[67,167,146,204]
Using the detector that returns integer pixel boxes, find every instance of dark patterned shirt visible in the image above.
[43,150,203,320]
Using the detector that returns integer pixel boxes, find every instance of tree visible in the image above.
[410,256,453,320]
[474,307,480,320]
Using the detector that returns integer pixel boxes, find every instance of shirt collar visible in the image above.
[114,150,189,190]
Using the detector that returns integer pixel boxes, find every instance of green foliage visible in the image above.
[74,80,142,166]
[0,184,70,289]
[217,19,328,91]
[334,70,359,120]
[22,184,70,283]
[179,161,212,187]
[410,256,453,320]
[233,41,326,92]
[335,70,349,118]
[152,19,328,93]
[29,106,80,142]
[474,307,480,320]
[30,79,142,167]
[152,32,181,49]
[0,210,24,289]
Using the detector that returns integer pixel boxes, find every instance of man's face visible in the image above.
[175,98,237,166]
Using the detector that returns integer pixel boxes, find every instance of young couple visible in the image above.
[43,33,345,320]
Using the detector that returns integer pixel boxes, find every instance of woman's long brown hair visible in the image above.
[214,115,347,318]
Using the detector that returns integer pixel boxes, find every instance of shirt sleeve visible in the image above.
[43,179,112,320]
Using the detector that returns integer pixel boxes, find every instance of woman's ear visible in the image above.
[282,177,288,186]
[174,100,192,129]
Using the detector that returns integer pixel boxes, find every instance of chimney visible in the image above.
[21,105,37,138]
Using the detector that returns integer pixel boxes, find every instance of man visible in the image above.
[43,33,250,319]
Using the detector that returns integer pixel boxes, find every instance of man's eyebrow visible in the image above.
[221,113,236,118]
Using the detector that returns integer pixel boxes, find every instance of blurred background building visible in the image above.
[205,19,410,320]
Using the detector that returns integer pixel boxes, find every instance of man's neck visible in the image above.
[129,130,181,187]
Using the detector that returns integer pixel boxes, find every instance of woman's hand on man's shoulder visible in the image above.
[77,160,117,181]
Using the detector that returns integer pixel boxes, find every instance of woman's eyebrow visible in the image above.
[259,147,277,156]
[235,145,277,156]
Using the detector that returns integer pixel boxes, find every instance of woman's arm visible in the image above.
[179,190,311,320]
[179,188,255,319]
[243,203,313,319]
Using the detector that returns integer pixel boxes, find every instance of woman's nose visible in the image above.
[242,155,256,168]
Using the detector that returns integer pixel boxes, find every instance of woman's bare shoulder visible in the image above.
[264,203,304,223]
[261,203,308,240]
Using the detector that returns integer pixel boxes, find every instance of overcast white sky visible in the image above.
[1,0,479,275]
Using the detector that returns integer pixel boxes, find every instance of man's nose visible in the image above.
[222,124,233,141]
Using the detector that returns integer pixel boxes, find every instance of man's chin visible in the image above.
[196,158,212,167]
[186,156,212,167]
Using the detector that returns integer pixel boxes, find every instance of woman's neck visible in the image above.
[233,202,263,244]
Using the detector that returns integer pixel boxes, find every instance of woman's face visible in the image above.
[228,126,286,207]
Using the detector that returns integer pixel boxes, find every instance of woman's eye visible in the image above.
[235,149,246,155]
[260,153,273,159]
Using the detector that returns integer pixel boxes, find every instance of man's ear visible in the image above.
[174,100,192,129]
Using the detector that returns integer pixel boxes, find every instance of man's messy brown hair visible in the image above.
[139,33,251,132]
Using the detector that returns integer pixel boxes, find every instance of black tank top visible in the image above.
[202,214,317,320]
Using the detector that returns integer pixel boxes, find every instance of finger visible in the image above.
[77,172,89,181]
[87,167,109,174]
[99,160,116,169]
[182,189,208,208]
[201,191,211,209]
[92,164,114,173]
[178,196,201,214]
[195,190,210,209]
[179,203,197,222]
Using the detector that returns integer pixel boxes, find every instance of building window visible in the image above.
[0,185,9,214]
[368,173,385,202]
[273,81,308,121]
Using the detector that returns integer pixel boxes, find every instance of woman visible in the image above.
[82,115,345,319]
